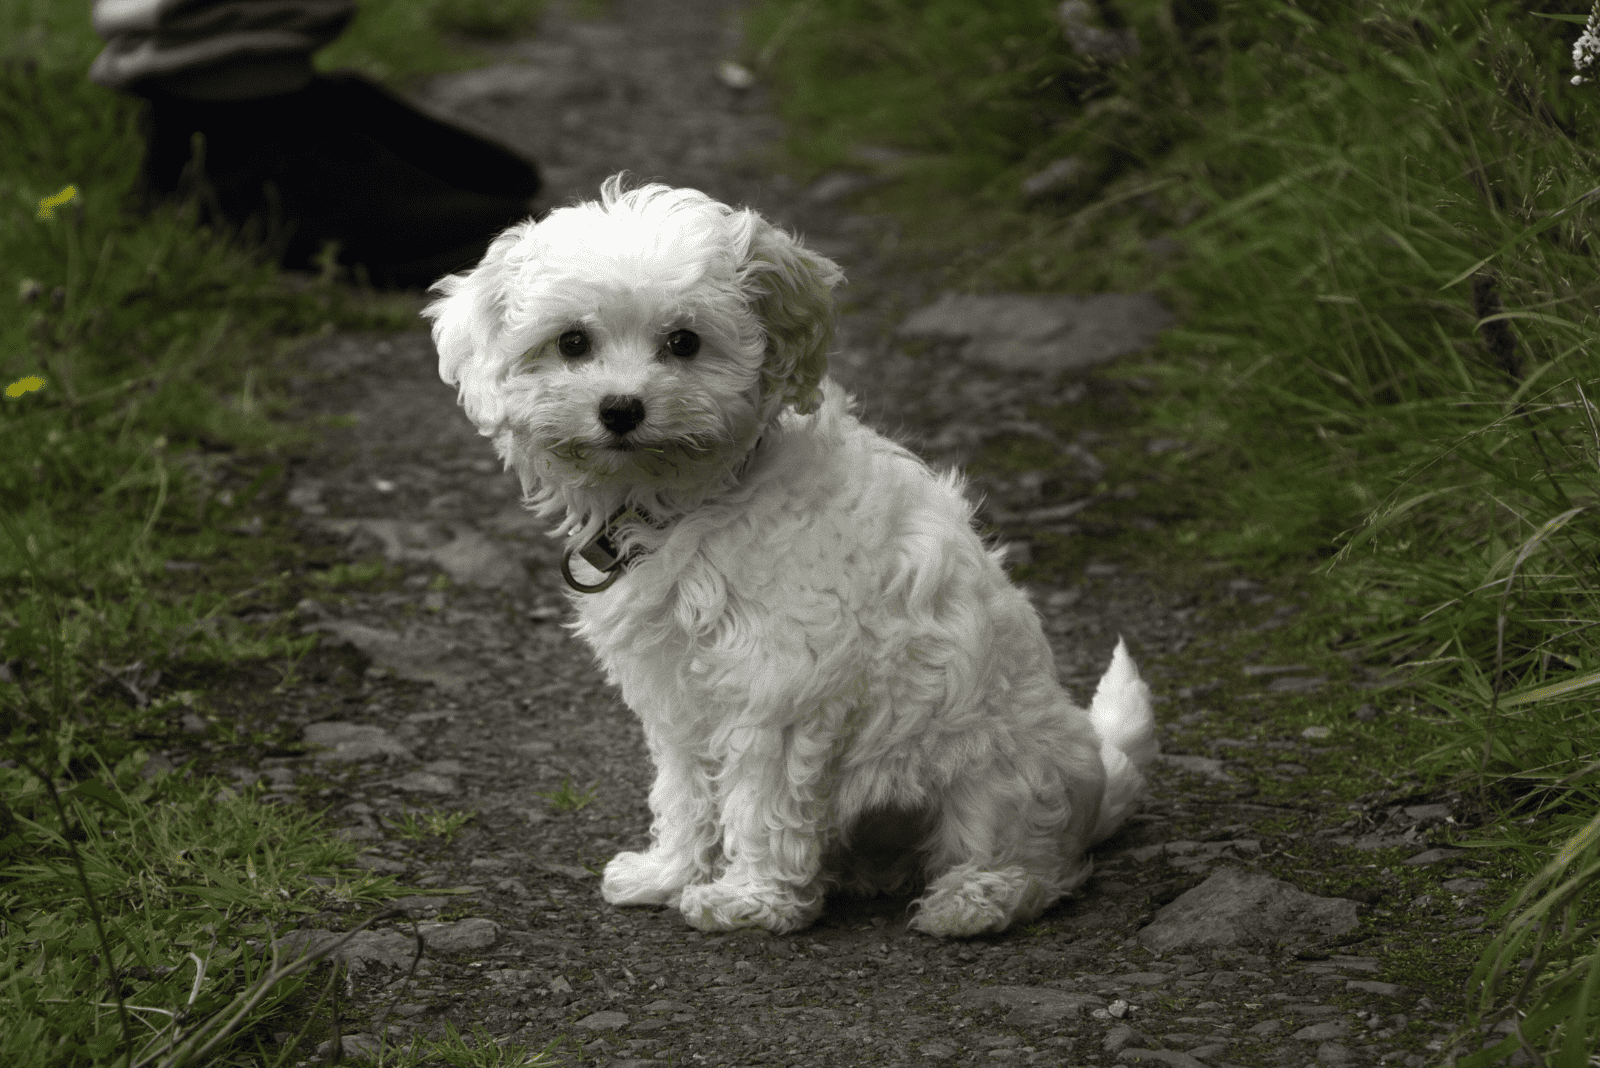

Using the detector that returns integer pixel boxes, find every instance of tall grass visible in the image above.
[752,0,1600,1056]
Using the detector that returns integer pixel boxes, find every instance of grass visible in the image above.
[536,777,599,813]
[0,0,562,1063]
[384,807,477,842]
[748,0,1600,1056]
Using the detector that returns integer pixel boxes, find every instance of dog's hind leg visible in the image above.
[909,740,1103,938]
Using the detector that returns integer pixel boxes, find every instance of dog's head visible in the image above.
[424,176,842,529]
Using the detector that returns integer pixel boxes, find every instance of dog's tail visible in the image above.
[1087,637,1158,842]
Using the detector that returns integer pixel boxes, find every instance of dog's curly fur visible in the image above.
[426,176,1158,937]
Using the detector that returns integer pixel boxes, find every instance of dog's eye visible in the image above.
[557,330,590,358]
[664,330,700,359]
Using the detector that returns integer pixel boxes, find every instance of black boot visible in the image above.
[138,71,540,287]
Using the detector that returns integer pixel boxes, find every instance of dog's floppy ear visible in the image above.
[739,215,844,416]
[424,222,531,436]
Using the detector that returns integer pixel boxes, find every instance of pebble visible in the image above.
[1115,1050,1207,1068]
[389,771,459,795]
[303,722,413,762]
[1292,1020,1350,1041]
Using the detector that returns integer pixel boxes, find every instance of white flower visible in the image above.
[1573,2,1600,85]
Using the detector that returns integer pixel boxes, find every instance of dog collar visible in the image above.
[560,507,656,594]
[559,436,766,594]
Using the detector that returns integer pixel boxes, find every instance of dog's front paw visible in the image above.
[679,880,821,934]
[601,850,692,906]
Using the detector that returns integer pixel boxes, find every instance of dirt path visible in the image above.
[204,2,1489,1065]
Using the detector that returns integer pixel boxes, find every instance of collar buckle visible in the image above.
[560,507,651,594]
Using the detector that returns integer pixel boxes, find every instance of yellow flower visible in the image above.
[5,376,46,398]
[37,185,78,220]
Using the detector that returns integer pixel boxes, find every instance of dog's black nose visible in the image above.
[598,395,646,436]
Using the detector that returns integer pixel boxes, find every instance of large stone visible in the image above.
[953,985,1104,1028]
[1137,867,1359,953]
[898,292,1175,373]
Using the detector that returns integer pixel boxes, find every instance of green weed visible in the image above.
[308,558,396,590]
[384,807,476,842]
[536,777,598,812]
[359,1022,566,1066]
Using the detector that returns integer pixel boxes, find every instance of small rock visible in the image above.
[1402,848,1464,866]
[1115,1050,1206,1068]
[919,1041,957,1060]
[1442,878,1487,894]
[716,60,755,89]
[575,1011,630,1031]
[417,918,498,953]
[1403,803,1451,822]
[303,722,413,763]
[301,618,470,690]
[1347,980,1406,998]
[1267,675,1328,694]
[1103,1024,1147,1052]
[429,529,527,588]
[1021,156,1087,199]
[273,929,421,973]
[1138,867,1360,952]
[1158,754,1234,782]
[1248,1019,1284,1036]
[643,999,692,1013]
[1353,702,1379,721]
[1301,725,1332,739]
[390,771,458,795]
[1317,1040,1352,1064]
[1292,1020,1349,1041]
[957,986,1104,1028]
[386,895,445,914]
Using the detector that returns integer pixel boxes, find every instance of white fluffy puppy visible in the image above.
[426,176,1158,937]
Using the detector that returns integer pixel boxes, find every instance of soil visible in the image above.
[169,2,1500,1065]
